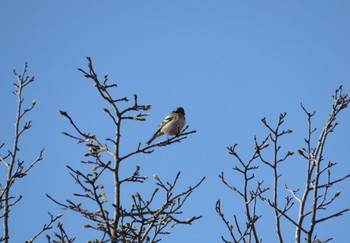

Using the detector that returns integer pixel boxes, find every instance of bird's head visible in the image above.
[174,107,185,115]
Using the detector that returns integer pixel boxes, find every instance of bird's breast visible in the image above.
[161,118,185,135]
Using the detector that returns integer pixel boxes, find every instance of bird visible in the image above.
[146,107,186,145]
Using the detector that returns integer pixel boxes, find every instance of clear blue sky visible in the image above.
[1,1,350,242]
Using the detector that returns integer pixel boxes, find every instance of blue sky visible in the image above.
[1,1,350,242]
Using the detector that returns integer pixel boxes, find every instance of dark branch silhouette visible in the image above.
[47,57,205,242]
[1,63,60,243]
[218,86,350,243]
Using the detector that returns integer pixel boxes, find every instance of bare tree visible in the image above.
[0,63,62,243]
[217,86,350,243]
[293,86,350,242]
[47,57,205,242]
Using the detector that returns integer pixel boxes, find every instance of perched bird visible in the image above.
[146,107,186,145]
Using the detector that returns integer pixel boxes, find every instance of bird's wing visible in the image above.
[155,113,174,133]
[146,113,177,145]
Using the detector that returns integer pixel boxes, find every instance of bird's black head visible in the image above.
[174,107,185,115]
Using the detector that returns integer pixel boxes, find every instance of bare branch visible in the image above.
[25,213,62,243]
[50,57,202,243]
[220,86,350,243]
[1,63,44,243]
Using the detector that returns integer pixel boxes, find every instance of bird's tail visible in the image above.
[146,133,160,145]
